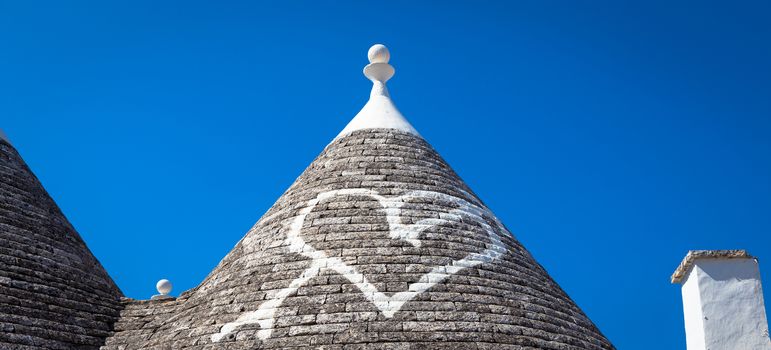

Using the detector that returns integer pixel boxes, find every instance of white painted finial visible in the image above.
[335,44,419,140]
[363,44,395,87]
[156,279,172,295]
[151,279,174,300]
[367,44,390,63]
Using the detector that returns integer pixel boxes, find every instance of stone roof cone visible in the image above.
[0,132,123,349]
[103,45,614,349]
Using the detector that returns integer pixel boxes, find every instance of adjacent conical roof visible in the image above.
[0,133,123,349]
[103,45,613,349]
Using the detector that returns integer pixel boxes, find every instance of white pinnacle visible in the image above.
[156,279,172,295]
[151,279,173,300]
[368,44,390,64]
[335,44,419,140]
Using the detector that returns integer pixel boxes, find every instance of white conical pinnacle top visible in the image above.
[335,44,420,140]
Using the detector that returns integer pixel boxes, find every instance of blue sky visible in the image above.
[1,1,770,348]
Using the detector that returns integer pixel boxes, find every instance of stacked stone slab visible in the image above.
[102,129,614,349]
[0,138,123,349]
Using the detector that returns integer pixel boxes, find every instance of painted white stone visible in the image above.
[681,265,707,350]
[151,279,173,300]
[335,44,419,140]
[367,44,390,63]
[211,188,508,342]
[678,257,771,350]
[0,129,9,143]
[156,279,172,295]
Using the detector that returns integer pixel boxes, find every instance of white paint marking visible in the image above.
[211,189,508,342]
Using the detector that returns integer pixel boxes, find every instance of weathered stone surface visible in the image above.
[102,129,614,349]
[0,139,123,349]
[670,249,752,283]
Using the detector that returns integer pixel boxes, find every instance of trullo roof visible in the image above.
[104,44,614,349]
[0,44,614,350]
[0,135,123,349]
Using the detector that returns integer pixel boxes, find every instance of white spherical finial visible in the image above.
[156,279,172,295]
[368,44,390,64]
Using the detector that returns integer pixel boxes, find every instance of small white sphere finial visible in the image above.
[156,279,172,295]
[363,44,395,87]
[368,44,390,64]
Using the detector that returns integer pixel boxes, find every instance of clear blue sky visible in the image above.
[1,1,770,348]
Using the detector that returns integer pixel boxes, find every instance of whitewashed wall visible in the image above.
[680,258,771,350]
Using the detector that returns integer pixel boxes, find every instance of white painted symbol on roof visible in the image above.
[211,189,507,342]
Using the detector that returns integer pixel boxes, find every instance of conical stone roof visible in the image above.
[102,44,614,349]
[0,135,123,349]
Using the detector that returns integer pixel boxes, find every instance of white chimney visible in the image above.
[672,250,771,350]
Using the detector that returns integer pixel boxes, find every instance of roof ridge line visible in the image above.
[0,129,9,144]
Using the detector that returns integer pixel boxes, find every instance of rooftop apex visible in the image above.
[335,44,419,140]
[671,250,753,284]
